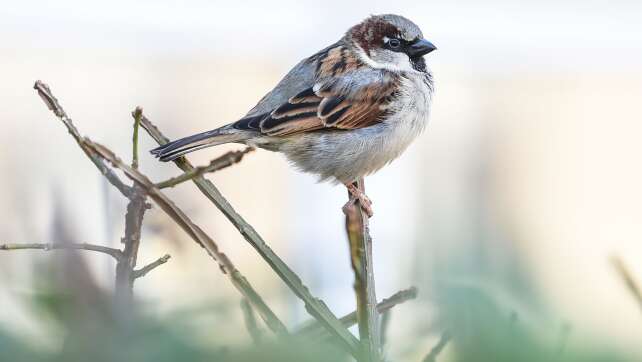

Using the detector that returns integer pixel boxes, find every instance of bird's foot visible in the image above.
[343,183,373,218]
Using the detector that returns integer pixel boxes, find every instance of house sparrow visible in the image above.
[152,14,436,217]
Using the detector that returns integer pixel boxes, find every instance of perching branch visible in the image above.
[133,254,171,279]
[344,179,380,362]
[0,242,123,261]
[139,112,360,357]
[155,147,255,189]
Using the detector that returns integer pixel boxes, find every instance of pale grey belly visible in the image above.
[251,122,417,184]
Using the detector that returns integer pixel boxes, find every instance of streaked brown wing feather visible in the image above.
[238,44,400,137]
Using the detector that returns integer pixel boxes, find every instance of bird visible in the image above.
[151,14,436,217]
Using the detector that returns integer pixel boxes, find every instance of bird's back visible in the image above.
[244,41,343,117]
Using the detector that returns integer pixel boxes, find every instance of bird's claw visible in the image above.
[344,184,374,218]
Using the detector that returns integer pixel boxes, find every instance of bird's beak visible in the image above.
[408,38,437,58]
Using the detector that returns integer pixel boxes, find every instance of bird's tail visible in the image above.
[150,125,247,162]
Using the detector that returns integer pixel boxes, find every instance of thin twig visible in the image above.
[422,332,451,362]
[34,81,287,336]
[0,242,123,261]
[139,112,360,357]
[610,255,642,312]
[155,147,254,189]
[345,179,380,361]
[33,80,133,198]
[241,298,264,344]
[133,254,171,279]
[132,107,143,169]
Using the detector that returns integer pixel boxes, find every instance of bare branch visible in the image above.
[0,242,123,261]
[34,81,287,336]
[297,287,417,338]
[422,332,451,362]
[155,147,255,189]
[85,139,289,336]
[139,112,360,357]
[344,179,380,361]
[33,80,133,198]
[241,298,264,344]
[610,255,642,312]
[133,254,171,279]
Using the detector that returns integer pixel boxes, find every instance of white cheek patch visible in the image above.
[388,52,414,72]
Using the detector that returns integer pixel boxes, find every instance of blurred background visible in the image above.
[1,0,642,361]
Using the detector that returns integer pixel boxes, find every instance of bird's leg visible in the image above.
[343,181,373,217]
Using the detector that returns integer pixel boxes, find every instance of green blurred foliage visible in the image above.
[1,279,637,362]
[1,249,639,362]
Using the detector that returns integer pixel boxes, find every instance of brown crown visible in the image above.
[348,17,400,55]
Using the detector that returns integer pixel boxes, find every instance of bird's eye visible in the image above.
[387,39,401,49]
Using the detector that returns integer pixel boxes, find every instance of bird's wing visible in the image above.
[235,44,400,136]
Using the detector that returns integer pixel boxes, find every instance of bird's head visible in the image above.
[346,14,436,73]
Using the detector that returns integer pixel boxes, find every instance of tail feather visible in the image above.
[151,126,246,162]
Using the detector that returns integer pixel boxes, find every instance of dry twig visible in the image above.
[33,81,285,335]
[34,81,133,198]
[132,107,143,169]
[133,254,171,279]
[155,147,254,189]
[0,242,123,260]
